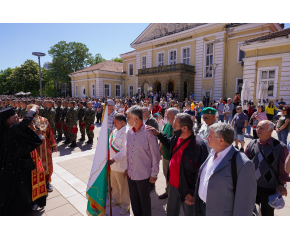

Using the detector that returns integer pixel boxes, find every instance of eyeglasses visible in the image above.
[202,116,210,120]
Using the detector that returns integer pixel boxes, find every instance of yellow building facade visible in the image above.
[120,23,283,101]
[240,27,290,105]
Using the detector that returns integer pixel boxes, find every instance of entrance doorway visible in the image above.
[156,82,161,93]
[168,81,174,93]
[184,81,188,99]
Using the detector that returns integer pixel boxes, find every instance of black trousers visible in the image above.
[96,112,102,123]
[256,186,276,216]
[196,115,201,127]
[127,177,151,216]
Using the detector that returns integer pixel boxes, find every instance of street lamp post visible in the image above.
[211,63,219,100]
[32,52,46,98]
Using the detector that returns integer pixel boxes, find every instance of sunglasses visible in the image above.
[202,116,209,120]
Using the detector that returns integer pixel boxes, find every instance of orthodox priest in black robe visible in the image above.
[0,106,43,216]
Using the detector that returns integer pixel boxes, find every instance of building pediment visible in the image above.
[131,23,206,47]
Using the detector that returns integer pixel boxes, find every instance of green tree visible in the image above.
[87,53,106,66]
[0,67,14,94]
[111,57,123,63]
[48,41,92,85]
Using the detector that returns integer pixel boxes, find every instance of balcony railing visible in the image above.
[138,63,195,75]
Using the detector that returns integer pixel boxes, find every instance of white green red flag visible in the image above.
[86,106,109,216]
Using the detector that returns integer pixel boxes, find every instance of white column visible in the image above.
[280,57,290,103]
[194,38,203,101]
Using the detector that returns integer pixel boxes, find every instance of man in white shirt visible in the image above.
[195,123,256,216]
[108,113,130,215]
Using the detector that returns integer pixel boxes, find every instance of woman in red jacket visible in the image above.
[245,102,254,136]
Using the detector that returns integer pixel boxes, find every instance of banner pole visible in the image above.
[107,122,112,216]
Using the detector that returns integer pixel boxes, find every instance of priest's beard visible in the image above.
[128,120,136,128]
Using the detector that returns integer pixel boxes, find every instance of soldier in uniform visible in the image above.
[42,100,48,119]
[15,100,21,117]
[20,100,28,119]
[0,100,3,111]
[35,99,44,117]
[62,100,70,143]
[46,100,56,138]
[5,99,12,108]
[65,101,78,148]
[77,101,86,141]
[84,101,95,144]
[55,100,64,141]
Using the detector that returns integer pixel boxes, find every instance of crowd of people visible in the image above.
[1,91,290,216]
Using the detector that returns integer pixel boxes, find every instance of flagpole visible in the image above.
[108,128,112,216]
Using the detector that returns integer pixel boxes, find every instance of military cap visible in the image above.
[202,107,217,115]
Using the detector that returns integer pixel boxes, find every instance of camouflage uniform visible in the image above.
[66,107,78,142]
[47,107,56,138]
[43,108,48,119]
[15,107,21,117]
[62,106,69,140]
[5,104,12,109]
[77,106,86,139]
[38,105,45,117]
[0,103,3,111]
[20,108,27,119]
[84,107,95,142]
[55,105,64,139]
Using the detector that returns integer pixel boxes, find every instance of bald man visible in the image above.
[245,120,290,216]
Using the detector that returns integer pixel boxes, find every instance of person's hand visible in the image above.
[73,125,76,128]
[242,128,245,132]
[31,105,39,112]
[276,129,280,133]
[53,146,57,152]
[108,159,115,166]
[277,185,287,196]
[145,125,160,136]
[123,170,128,178]
[149,176,157,183]
[185,194,194,205]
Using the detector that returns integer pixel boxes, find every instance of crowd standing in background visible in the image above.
[1,90,290,216]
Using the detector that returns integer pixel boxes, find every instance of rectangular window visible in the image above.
[75,85,78,97]
[182,48,190,65]
[129,64,133,76]
[237,43,245,62]
[205,43,214,78]
[169,50,176,65]
[115,85,121,97]
[142,56,146,69]
[261,70,275,97]
[158,53,164,66]
[237,79,243,95]
[92,84,95,97]
[129,85,134,97]
[104,84,110,97]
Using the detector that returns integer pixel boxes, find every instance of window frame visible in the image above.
[181,46,191,65]
[128,85,134,98]
[115,84,121,98]
[91,84,95,97]
[256,66,279,100]
[128,63,134,76]
[168,48,177,65]
[203,41,214,79]
[75,85,78,97]
[236,78,243,95]
[142,56,146,69]
[237,42,245,63]
[104,83,111,97]
[156,51,165,66]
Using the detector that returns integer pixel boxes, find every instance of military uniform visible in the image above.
[65,107,78,145]
[55,105,64,140]
[47,107,56,138]
[62,106,69,141]
[5,104,12,109]
[20,107,27,119]
[77,106,86,140]
[0,104,3,111]
[84,107,95,144]
[15,107,21,117]
[38,105,45,117]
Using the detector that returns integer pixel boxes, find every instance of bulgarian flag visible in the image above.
[86,106,109,216]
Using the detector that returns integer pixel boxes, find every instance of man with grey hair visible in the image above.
[147,113,208,216]
[125,105,160,216]
[223,98,234,124]
[245,120,290,216]
[158,107,179,200]
[195,122,256,216]
[142,107,158,130]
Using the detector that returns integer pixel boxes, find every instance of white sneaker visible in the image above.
[120,208,129,215]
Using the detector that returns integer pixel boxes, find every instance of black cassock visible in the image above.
[0,110,43,216]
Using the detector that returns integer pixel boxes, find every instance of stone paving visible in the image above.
[36,122,290,216]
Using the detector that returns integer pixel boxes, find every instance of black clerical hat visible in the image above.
[0,107,16,129]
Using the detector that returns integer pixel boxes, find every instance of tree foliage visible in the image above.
[0,67,14,94]
[111,57,123,63]
[87,53,106,66]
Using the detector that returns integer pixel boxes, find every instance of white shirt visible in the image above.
[198,145,232,203]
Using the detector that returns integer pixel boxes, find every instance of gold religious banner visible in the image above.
[155,36,193,48]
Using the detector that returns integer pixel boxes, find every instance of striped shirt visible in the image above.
[126,124,160,180]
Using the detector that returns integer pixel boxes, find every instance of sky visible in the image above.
[0,23,289,71]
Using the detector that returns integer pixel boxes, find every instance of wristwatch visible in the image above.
[279,183,287,187]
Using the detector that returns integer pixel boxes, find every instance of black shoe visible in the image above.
[64,139,71,144]
[86,139,93,144]
[158,193,168,199]
[79,136,85,141]
[235,146,239,150]
[240,147,244,152]
[69,141,77,148]
[46,182,53,192]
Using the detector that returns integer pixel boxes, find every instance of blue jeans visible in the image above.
[246,124,251,134]
[218,115,224,122]
[277,128,289,145]
[287,139,290,151]
[225,116,232,124]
